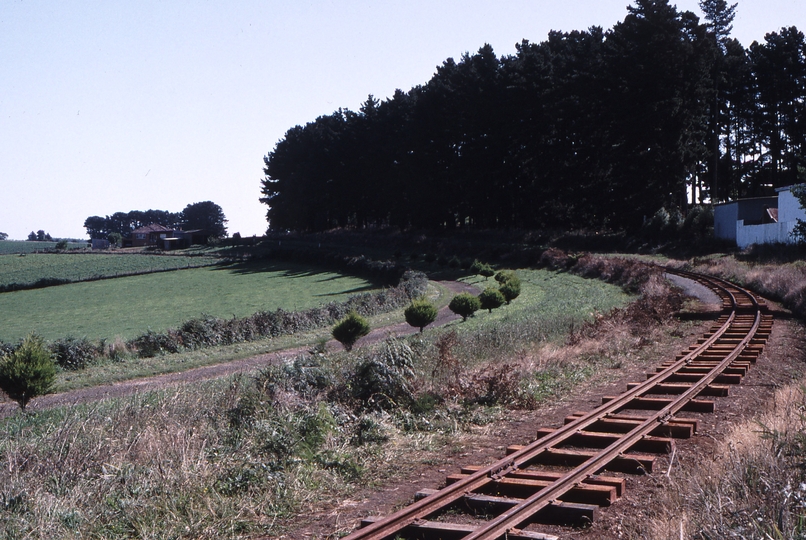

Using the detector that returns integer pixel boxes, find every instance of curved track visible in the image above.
[342,270,773,540]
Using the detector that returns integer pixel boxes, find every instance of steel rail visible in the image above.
[462,272,763,539]
[343,270,765,540]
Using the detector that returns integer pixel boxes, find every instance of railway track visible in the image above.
[340,270,773,540]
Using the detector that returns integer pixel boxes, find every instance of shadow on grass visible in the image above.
[212,259,388,288]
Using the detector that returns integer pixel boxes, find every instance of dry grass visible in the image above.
[673,256,806,319]
[627,383,806,540]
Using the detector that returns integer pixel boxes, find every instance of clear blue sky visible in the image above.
[2,1,803,240]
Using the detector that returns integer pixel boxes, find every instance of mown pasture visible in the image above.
[0,253,219,289]
[0,260,376,342]
[0,240,86,254]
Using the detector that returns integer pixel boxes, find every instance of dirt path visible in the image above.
[0,281,478,417]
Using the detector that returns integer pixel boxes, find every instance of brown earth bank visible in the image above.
[0,280,478,418]
[274,278,806,540]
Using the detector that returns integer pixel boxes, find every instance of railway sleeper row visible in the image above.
[344,273,770,540]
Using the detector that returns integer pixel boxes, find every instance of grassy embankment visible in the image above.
[0,260,653,539]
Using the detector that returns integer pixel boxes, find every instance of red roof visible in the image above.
[131,223,174,234]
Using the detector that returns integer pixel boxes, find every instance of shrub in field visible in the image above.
[350,337,415,409]
[448,293,481,321]
[404,299,438,333]
[478,288,505,313]
[494,270,517,284]
[255,354,334,400]
[332,312,371,351]
[0,334,56,410]
[50,336,100,370]
[129,329,183,358]
[471,260,495,280]
[499,280,521,304]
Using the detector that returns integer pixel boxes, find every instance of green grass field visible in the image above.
[0,260,375,342]
[0,253,219,288]
[458,269,631,330]
[0,240,86,254]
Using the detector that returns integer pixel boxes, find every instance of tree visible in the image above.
[181,201,227,238]
[478,288,505,313]
[404,299,438,333]
[791,183,806,243]
[84,216,108,239]
[27,231,36,241]
[332,311,371,351]
[0,232,7,241]
[448,293,481,321]
[0,334,57,411]
[107,232,122,247]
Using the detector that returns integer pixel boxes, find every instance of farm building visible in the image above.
[128,224,213,249]
[714,185,806,248]
[130,224,175,248]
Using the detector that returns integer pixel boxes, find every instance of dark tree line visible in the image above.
[261,0,806,232]
[84,201,227,240]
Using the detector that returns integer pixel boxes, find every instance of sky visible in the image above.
[2,1,804,241]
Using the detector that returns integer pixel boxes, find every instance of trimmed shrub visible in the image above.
[332,312,371,351]
[471,260,495,280]
[0,334,56,410]
[404,299,438,333]
[499,280,521,304]
[478,288,505,313]
[448,293,481,321]
[495,270,517,284]
[50,337,100,370]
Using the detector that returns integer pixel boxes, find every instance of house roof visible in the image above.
[131,223,174,234]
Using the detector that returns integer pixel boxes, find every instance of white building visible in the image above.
[714,185,806,248]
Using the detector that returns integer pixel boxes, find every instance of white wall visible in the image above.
[735,186,805,248]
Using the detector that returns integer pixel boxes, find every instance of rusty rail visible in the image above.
[343,270,772,540]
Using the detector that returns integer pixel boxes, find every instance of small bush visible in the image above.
[499,280,521,304]
[50,337,100,370]
[350,337,415,409]
[448,293,481,321]
[404,299,438,333]
[494,270,517,284]
[0,334,57,410]
[478,288,505,313]
[471,260,495,280]
[332,312,371,351]
[129,330,182,358]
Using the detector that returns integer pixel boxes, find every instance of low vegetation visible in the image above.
[637,382,806,539]
[0,334,56,410]
[0,239,86,255]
